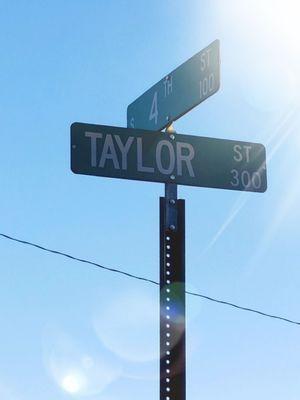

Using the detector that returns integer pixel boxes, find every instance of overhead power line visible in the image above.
[0,233,157,286]
[0,232,299,327]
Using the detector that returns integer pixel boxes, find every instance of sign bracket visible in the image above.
[165,124,178,230]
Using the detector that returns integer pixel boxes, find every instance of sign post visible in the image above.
[71,39,268,400]
[160,126,186,400]
[127,39,218,400]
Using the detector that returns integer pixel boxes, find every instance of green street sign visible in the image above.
[71,122,267,192]
[127,40,220,132]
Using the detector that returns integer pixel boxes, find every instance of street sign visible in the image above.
[71,34,268,400]
[127,40,220,131]
[71,122,267,192]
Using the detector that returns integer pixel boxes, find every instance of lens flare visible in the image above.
[61,372,85,394]
[93,288,158,363]
[43,327,121,397]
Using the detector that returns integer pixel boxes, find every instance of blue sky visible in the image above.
[0,1,300,399]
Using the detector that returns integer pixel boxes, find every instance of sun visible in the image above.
[216,0,300,57]
[61,373,85,395]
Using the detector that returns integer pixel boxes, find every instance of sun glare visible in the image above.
[61,373,85,394]
[214,0,300,112]
[194,1,300,253]
[217,0,300,54]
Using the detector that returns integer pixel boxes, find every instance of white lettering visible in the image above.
[230,169,239,187]
[252,172,262,189]
[233,145,243,162]
[200,73,214,99]
[200,48,211,71]
[156,140,175,175]
[233,145,252,163]
[244,145,252,163]
[85,132,102,167]
[209,73,214,90]
[176,142,195,177]
[206,48,211,68]
[230,169,262,190]
[163,75,173,97]
[114,135,134,170]
[99,134,120,169]
[200,53,206,71]
[241,170,251,188]
[149,91,158,125]
[137,137,154,173]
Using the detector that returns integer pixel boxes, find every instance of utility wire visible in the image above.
[0,233,157,286]
[185,291,300,326]
[1,232,299,326]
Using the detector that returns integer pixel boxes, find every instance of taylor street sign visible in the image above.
[71,123,267,192]
[127,40,220,132]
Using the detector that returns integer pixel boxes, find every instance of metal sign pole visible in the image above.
[160,125,186,400]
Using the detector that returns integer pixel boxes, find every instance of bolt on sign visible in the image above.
[127,40,220,131]
[71,122,267,193]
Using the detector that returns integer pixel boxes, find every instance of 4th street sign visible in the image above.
[127,40,220,131]
[71,122,267,192]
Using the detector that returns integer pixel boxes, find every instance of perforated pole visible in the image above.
[160,125,186,400]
